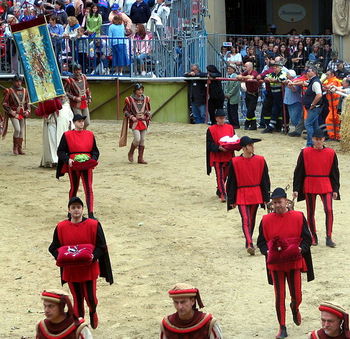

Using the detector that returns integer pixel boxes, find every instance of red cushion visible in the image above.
[71,159,98,171]
[56,244,94,267]
[267,237,302,264]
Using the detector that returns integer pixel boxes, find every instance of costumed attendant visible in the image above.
[1,74,30,155]
[37,96,74,168]
[206,108,236,202]
[65,64,92,129]
[308,302,350,339]
[226,136,270,255]
[160,283,223,338]
[56,114,99,219]
[121,83,151,164]
[36,289,93,338]
[257,187,314,339]
[293,129,340,248]
[49,197,113,330]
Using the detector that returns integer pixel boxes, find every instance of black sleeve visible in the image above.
[93,223,107,261]
[226,161,237,210]
[330,153,340,198]
[261,161,271,204]
[208,71,222,78]
[206,129,220,152]
[48,228,61,260]
[300,215,312,254]
[257,221,268,255]
[197,72,208,78]
[145,3,151,21]
[91,137,100,161]
[293,151,305,194]
[57,134,69,164]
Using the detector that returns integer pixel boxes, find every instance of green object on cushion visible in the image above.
[74,154,90,162]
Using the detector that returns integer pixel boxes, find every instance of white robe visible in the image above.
[40,101,74,167]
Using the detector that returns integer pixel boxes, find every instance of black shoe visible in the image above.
[261,127,273,134]
[288,131,301,137]
[248,121,257,130]
[326,236,336,248]
[258,124,266,129]
[276,325,288,338]
[244,120,250,130]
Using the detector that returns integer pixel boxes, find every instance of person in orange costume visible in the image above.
[323,69,342,140]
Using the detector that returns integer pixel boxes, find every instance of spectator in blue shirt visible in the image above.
[48,16,64,68]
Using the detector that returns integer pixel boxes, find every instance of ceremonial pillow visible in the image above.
[267,237,302,264]
[219,135,241,151]
[56,244,94,267]
[71,159,98,171]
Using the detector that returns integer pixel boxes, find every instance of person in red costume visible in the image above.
[49,197,113,330]
[65,64,92,129]
[226,136,270,255]
[56,114,99,219]
[308,302,350,339]
[36,289,93,338]
[123,83,151,164]
[206,109,236,202]
[293,129,340,248]
[160,283,223,338]
[1,74,30,155]
[257,187,314,339]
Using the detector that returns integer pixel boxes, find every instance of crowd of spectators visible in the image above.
[0,0,173,76]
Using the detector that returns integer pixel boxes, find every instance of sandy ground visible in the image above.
[1,119,350,339]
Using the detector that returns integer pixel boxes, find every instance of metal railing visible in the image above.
[0,35,208,78]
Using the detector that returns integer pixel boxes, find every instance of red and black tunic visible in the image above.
[56,129,99,179]
[226,154,270,208]
[206,124,235,175]
[293,146,340,201]
[65,75,91,109]
[309,329,348,339]
[257,210,314,285]
[49,218,113,285]
[161,311,213,339]
[36,316,86,339]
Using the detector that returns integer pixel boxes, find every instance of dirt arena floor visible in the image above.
[1,119,349,339]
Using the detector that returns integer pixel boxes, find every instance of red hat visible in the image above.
[168,283,204,309]
[319,302,350,339]
[41,289,74,317]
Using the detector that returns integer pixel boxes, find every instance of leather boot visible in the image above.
[138,145,147,164]
[248,120,257,130]
[244,120,250,130]
[128,143,137,163]
[17,138,25,155]
[13,137,19,155]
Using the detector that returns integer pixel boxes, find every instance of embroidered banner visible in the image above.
[11,16,65,104]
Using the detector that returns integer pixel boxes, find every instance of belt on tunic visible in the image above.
[305,175,329,177]
[237,184,260,188]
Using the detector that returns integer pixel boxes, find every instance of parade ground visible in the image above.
[1,119,349,338]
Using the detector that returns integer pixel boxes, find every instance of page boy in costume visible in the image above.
[226,136,270,255]
[1,74,30,155]
[308,302,350,339]
[293,129,340,248]
[65,64,92,129]
[160,283,223,338]
[56,114,99,219]
[122,83,151,164]
[49,197,113,330]
[257,187,314,339]
[36,289,93,338]
[206,109,236,202]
